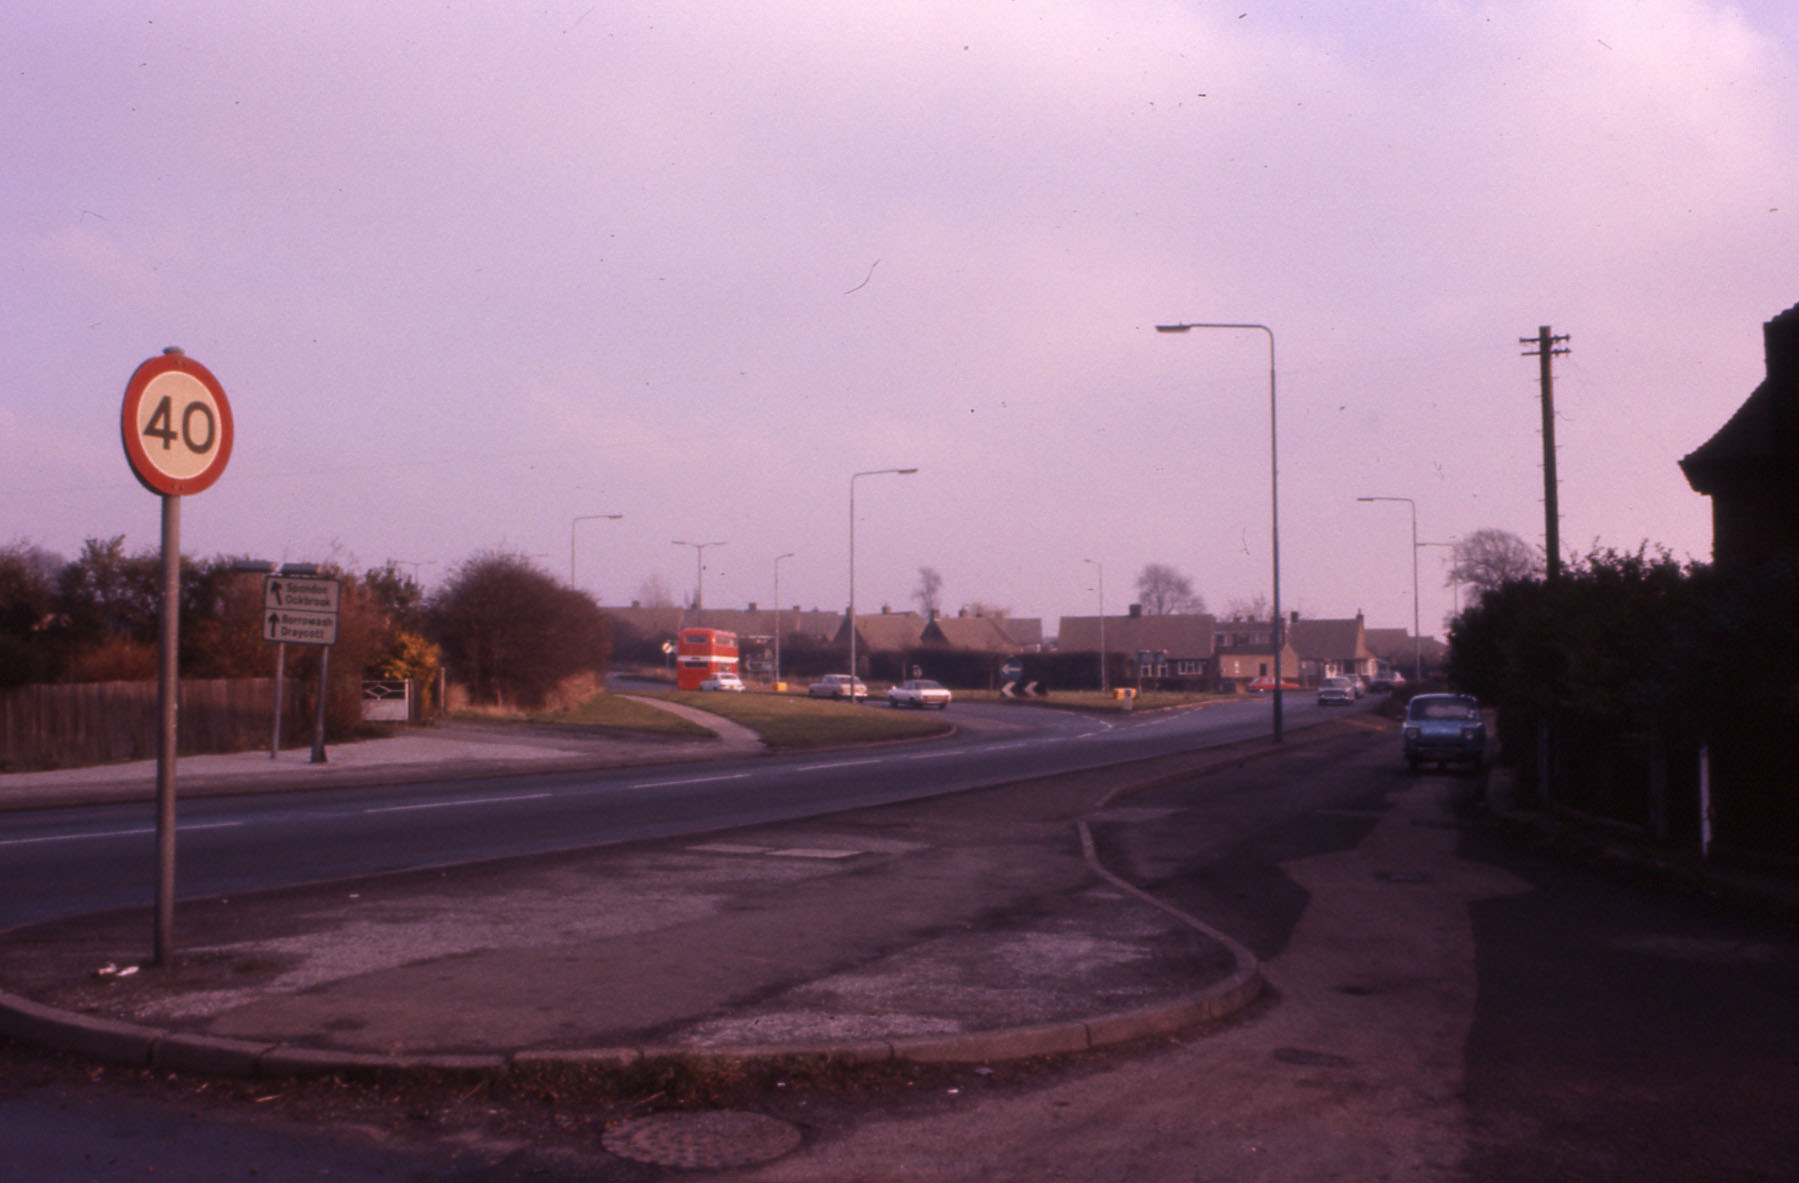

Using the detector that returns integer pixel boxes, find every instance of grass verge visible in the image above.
[660,690,953,749]
[524,693,715,739]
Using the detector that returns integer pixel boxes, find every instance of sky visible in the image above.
[6,1,1796,641]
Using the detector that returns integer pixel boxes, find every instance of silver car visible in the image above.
[807,673,868,701]
[1317,676,1356,705]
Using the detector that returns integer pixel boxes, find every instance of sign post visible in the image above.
[121,348,233,967]
[262,575,339,763]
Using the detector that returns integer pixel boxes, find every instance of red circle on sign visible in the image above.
[121,353,234,496]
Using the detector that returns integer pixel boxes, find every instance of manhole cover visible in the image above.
[603,1110,803,1169]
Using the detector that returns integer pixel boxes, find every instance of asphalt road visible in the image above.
[0,695,1347,927]
[6,720,1795,1180]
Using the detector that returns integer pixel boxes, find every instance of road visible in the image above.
[0,695,1332,927]
[5,704,1795,1180]
[707,742,1799,1182]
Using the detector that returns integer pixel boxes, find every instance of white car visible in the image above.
[698,672,745,692]
[1316,676,1356,705]
[807,674,868,700]
[887,679,952,710]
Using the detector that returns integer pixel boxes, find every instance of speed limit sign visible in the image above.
[121,350,234,496]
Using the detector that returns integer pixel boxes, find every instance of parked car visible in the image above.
[698,672,745,692]
[1349,674,1370,697]
[1401,693,1485,772]
[1247,675,1300,693]
[888,678,952,709]
[1316,676,1356,705]
[807,673,868,701]
[1368,670,1404,692]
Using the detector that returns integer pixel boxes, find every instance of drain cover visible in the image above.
[603,1110,803,1169]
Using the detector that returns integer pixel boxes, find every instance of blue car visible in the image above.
[1401,693,1486,772]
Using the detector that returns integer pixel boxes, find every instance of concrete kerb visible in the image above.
[0,722,1392,1081]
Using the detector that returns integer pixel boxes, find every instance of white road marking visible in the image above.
[365,792,553,815]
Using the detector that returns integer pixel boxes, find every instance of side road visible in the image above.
[0,696,765,812]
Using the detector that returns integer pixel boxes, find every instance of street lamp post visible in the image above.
[570,514,623,590]
[1357,496,1421,685]
[849,467,918,697]
[773,551,794,685]
[1418,539,1459,621]
[1084,558,1107,693]
[1157,322,1284,741]
[672,539,726,614]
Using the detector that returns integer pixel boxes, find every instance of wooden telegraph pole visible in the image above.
[1520,326,1570,580]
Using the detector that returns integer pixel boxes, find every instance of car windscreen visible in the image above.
[1409,699,1478,721]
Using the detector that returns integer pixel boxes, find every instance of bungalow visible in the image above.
[1057,608,1217,686]
[1287,614,1376,684]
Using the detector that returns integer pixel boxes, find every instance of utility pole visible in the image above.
[1520,326,1570,581]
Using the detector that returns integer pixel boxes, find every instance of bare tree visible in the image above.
[1134,563,1206,615]
[1448,528,1543,595]
[913,566,943,618]
[634,573,677,608]
[1223,592,1271,621]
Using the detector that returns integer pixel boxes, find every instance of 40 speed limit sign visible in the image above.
[121,350,234,496]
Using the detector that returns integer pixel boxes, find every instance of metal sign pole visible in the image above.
[154,493,180,966]
[311,643,331,764]
[270,641,286,758]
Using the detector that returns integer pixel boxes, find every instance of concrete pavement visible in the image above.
[0,700,1289,1080]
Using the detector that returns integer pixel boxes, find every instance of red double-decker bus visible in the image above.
[675,627,739,690]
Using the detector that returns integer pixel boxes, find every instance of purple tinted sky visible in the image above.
[5,1,1795,637]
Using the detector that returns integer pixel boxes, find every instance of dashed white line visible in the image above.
[632,772,755,788]
[0,820,242,848]
[364,792,553,815]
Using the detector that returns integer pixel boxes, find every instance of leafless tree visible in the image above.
[913,566,943,618]
[1135,563,1206,615]
[1223,592,1271,621]
[1448,528,1543,595]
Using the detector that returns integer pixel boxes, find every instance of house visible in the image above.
[1057,607,1218,685]
[1287,614,1377,684]
[1364,626,1446,681]
[920,612,1017,655]
[1680,302,1799,564]
[833,608,927,655]
[1210,617,1300,690]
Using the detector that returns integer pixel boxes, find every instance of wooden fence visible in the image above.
[0,679,308,771]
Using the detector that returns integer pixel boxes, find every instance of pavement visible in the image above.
[0,698,1281,1081]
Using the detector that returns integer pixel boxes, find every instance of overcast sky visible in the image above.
[6,1,1795,638]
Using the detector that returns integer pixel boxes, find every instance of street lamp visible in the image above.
[849,467,918,696]
[1084,558,1107,693]
[672,539,726,614]
[773,551,795,685]
[1357,496,1421,685]
[1157,321,1284,741]
[570,514,623,590]
[1418,540,1458,620]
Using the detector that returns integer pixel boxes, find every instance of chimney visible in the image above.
[1129,603,1142,619]
[748,602,757,612]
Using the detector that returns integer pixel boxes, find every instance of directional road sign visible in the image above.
[263,575,339,646]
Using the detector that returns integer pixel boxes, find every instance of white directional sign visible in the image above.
[265,609,338,646]
[263,576,339,646]
[264,576,340,613]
